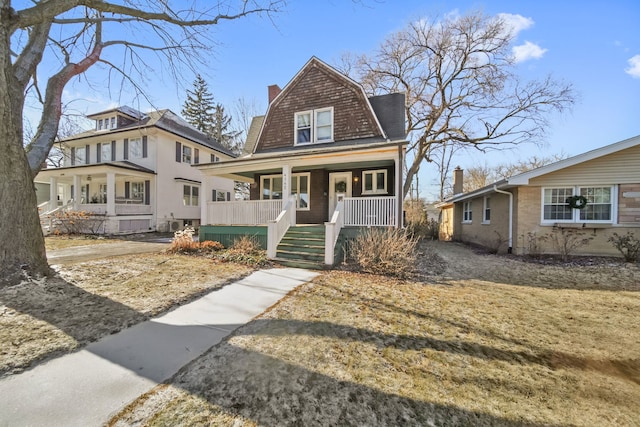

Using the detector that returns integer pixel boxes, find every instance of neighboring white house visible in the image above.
[35,106,235,234]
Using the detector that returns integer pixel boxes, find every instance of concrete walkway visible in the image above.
[0,267,319,427]
[47,240,169,265]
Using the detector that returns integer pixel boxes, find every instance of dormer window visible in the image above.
[294,107,333,144]
[96,116,117,131]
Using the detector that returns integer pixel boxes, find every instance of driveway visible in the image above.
[47,240,169,264]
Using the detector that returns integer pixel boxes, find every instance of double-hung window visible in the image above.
[362,170,387,195]
[183,185,199,206]
[483,197,491,223]
[132,182,145,202]
[182,146,192,164]
[294,107,333,144]
[462,201,473,223]
[542,186,614,223]
[129,138,143,158]
[75,146,87,164]
[101,143,112,163]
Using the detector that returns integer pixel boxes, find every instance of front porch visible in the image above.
[36,163,155,234]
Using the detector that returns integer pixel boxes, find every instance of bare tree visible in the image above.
[340,11,575,198]
[1,0,282,283]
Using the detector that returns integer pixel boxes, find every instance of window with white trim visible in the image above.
[129,138,143,158]
[212,189,229,202]
[101,143,112,163]
[75,146,87,164]
[294,107,333,144]
[579,187,612,221]
[463,201,472,223]
[183,185,199,206]
[182,145,192,164]
[362,170,387,195]
[260,173,310,210]
[483,196,491,223]
[132,182,145,202]
[542,186,614,223]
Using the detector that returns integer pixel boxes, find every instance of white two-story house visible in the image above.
[35,106,235,234]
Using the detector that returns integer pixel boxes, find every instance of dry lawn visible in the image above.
[0,254,252,377]
[44,235,122,251]
[109,241,640,426]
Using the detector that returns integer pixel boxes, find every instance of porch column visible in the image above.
[200,178,210,226]
[396,143,403,228]
[106,172,116,216]
[282,164,291,203]
[72,175,81,209]
[49,177,58,211]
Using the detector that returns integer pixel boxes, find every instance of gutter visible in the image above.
[494,185,513,254]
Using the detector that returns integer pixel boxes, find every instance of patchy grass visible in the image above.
[44,235,120,251]
[110,243,640,426]
[0,254,252,377]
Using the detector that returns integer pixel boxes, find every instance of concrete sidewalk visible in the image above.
[0,267,318,427]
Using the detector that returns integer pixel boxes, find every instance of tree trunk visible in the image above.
[0,20,50,284]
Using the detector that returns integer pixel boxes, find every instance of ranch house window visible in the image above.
[462,201,472,223]
[542,186,614,223]
[483,196,491,223]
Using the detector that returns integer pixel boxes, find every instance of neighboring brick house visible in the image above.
[35,107,235,234]
[438,134,640,257]
[197,57,408,266]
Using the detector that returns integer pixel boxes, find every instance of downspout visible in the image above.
[494,186,513,254]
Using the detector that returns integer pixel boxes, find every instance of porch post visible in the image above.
[282,164,291,204]
[49,177,58,211]
[72,175,81,209]
[106,172,116,216]
[200,178,209,226]
[396,143,403,228]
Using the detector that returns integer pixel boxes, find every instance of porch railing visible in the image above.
[343,196,397,227]
[267,197,296,259]
[207,199,283,225]
[325,199,345,265]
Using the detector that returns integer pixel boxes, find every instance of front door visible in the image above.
[328,172,352,218]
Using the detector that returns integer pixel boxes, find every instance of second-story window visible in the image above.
[101,142,112,162]
[182,145,192,164]
[294,107,333,144]
[75,146,87,164]
[129,138,143,158]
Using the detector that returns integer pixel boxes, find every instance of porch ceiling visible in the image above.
[196,141,404,180]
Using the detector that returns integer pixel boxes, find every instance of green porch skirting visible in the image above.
[199,225,268,249]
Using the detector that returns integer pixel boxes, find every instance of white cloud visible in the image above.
[625,55,640,78]
[497,13,534,38]
[512,41,547,63]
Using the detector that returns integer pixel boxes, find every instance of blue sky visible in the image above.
[29,0,640,199]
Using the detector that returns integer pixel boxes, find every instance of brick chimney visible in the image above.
[453,166,464,194]
[268,84,281,104]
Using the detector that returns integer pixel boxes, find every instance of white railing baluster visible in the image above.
[343,196,397,227]
[206,199,283,226]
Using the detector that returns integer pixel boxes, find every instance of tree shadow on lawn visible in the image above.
[167,342,550,427]
[246,319,640,387]
[0,274,148,376]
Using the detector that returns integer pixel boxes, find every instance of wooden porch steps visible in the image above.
[275,225,326,270]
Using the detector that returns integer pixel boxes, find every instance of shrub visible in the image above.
[349,227,418,278]
[168,226,199,253]
[404,199,439,240]
[524,231,548,258]
[212,235,270,267]
[199,240,225,252]
[482,231,507,254]
[548,228,593,262]
[50,210,106,235]
[608,232,640,262]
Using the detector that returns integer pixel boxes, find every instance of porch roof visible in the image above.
[194,140,407,182]
[35,161,155,182]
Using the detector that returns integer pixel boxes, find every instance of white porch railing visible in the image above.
[115,204,153,215]
[267,197,296,258]
[325,199,345,265]
[343,196,397,227]
[207,199,283,225]
[78,204,108,214]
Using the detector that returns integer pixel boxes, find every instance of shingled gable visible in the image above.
[254,57,386,153]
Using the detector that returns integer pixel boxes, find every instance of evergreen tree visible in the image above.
[182,74,216,134]
[212,103,241,154]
